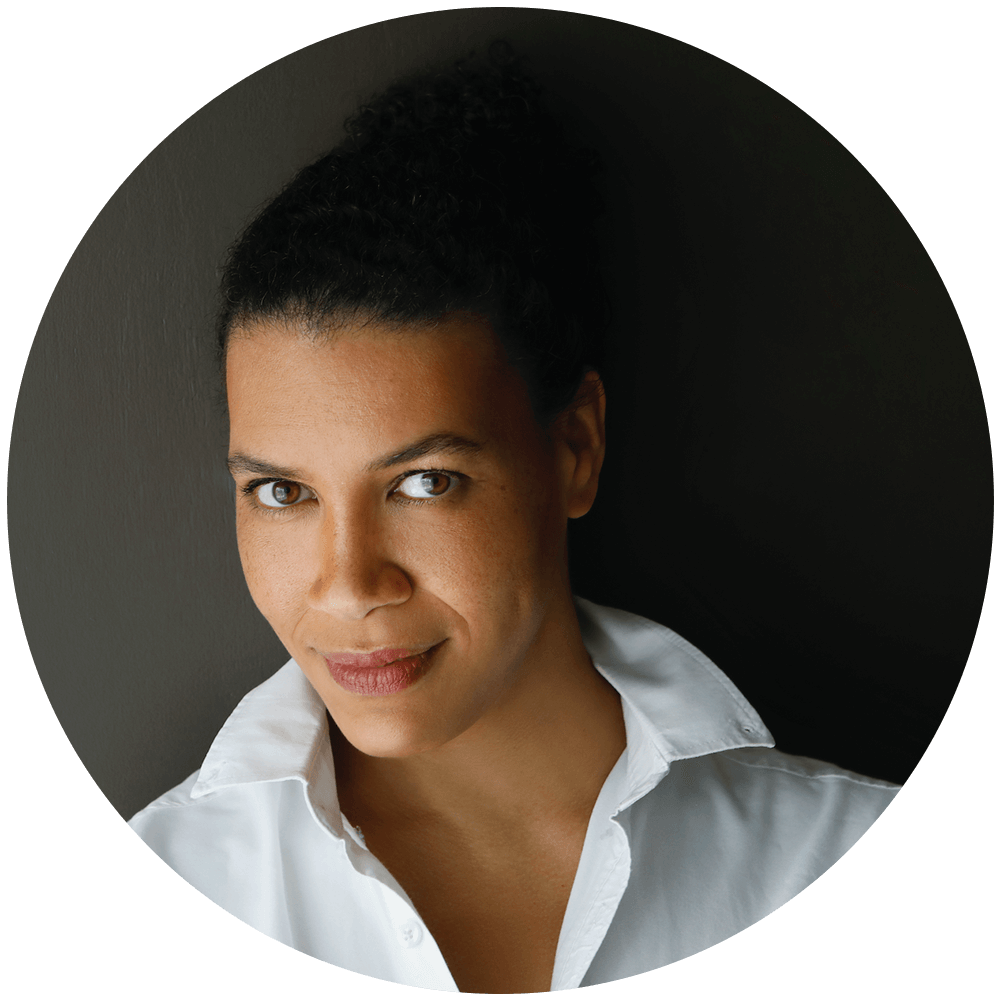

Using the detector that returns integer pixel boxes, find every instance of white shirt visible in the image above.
[129,599,898,990]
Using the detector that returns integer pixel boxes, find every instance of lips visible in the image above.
[323,642,442,696]
[326,648,419,671]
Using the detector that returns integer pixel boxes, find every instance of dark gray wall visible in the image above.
[10,9,990,820]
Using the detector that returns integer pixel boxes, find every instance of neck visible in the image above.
[332,603,626,832]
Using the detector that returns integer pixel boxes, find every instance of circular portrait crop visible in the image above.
[7,6,993,995]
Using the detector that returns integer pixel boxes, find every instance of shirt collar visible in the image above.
[191,598,773,822]
[190,661,345,834]
[575,598,774,811]
[192,659,326,792]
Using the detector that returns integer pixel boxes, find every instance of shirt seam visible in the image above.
[717,751,900,790]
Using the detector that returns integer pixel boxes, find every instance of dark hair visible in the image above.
[217,42,608,423]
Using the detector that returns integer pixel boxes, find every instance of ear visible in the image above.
[552,371,606,519]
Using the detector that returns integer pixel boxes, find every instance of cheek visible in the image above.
[480,476,563,566]
[409,485,561,615]
[235,510,266,589]
[235,512,311,630]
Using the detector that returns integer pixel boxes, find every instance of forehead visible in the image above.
[225,315,534,452]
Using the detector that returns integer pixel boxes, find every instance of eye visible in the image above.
[253,480,315,508]
[395,472,458,500]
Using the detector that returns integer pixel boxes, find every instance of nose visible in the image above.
[308,506,412,620]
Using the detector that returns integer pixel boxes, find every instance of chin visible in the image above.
[335,713,459,759]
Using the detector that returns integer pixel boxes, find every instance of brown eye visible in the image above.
[396,472,457,500]
[255,480,313,508]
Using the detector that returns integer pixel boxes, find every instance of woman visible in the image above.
[130,48,897,992]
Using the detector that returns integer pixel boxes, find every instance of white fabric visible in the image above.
[129,599,898,989]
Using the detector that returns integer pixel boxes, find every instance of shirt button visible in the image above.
[398,920,423,948]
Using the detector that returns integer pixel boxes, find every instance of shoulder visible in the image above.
[127,768,318,924]
[128,771,214,877]
[716,747,901,804]
[628,748,899,896]
[128,770,289,868]
[670,746,899,850]
[128,771,201,823]
[127,766,358,944]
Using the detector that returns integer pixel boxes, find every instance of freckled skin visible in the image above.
[227,314,624,993]
[227,314,601,758]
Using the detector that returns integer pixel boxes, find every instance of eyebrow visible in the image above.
[227,433,483,479]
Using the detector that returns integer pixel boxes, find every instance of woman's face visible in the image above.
[226,314,602,758]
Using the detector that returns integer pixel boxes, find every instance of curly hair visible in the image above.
[217,42,608,423]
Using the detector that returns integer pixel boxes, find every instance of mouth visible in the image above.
[323,641,445,696]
